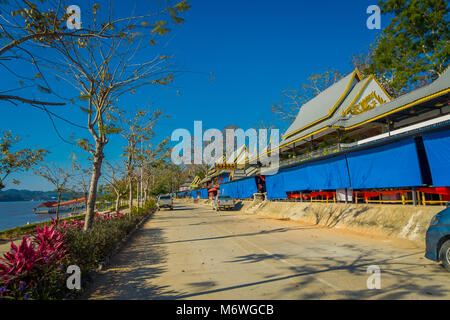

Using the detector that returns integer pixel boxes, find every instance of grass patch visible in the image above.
[0,214,86,240]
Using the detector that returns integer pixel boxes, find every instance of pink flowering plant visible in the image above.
[0,203,154,300]
[0,221,68,299]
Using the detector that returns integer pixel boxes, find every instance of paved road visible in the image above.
[85,202,450,300]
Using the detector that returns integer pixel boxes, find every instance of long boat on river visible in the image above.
[33,198,86,215]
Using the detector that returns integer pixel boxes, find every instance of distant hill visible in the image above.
[0,189,82,202]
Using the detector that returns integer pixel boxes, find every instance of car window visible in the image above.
[159,196,171,200]
[218,196,231,200]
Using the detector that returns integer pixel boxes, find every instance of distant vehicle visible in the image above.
[425,203,450,271]
[157,194,173,211]
[212,195,234,211]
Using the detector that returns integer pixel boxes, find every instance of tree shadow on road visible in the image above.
[82,226,180,300]
[170,244,449,300]
[150,227,313,246]
[225,253,292,264]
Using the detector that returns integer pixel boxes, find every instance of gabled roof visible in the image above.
[280,73,392,148]
[283,69,361,140]
[189,176,202,188]
[340,68,450,130]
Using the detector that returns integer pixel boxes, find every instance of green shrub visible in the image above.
[130,200,156,216]
[1,209,152,300]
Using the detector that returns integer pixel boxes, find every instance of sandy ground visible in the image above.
[83,202,450,300]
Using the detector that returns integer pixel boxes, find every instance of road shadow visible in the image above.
[234,201,245,211]
[226,253,292,264]
[151,226,313,246]
[171,245,449,300]
[82,226,180,300]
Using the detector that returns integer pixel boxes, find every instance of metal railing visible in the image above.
[279,144,348,167]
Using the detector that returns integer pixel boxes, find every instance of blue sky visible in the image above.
[0,0,385,191]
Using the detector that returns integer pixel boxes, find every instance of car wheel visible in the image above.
[439,240,450,272]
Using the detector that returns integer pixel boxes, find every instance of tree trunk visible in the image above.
[128,178,133,210]
[115,192,120,212]
[84,145,104,231]
[84,192,88,214]
[136,181,140,209]
[56,190,61,220]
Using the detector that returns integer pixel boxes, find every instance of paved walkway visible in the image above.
[84,202,450,300]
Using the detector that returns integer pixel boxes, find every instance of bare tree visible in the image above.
[103,162,128,212]
[71,158,91,213]
[34,162,73,219]
[0,0,128,108]
[115,109,163,210]
[141,138,170,201]
[271,68,344,124]
[7,1,190,230]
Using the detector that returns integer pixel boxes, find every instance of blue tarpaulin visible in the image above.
[346,138,422,189]
[265,172,288,200]
[220,182,238,199]
[200,188,209,199]
[265,155,350,199]
[423,129,450,187]
[284,155,350,192]
[220,178,257,199]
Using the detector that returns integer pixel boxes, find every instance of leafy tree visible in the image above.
[367,0,449,94]
[0,131,48,190]
[146,160,187,197]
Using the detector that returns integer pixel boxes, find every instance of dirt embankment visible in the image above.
[242,201,442,243]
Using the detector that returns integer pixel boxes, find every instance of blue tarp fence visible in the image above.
[346,138,423,189]
[179,133,450,201]
[266,155,350,200]
[266,137,425,199]
[422,130,450,187]
[220,177,258,199]
[200,188,209,199]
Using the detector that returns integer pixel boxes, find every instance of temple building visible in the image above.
[180,67,450,205]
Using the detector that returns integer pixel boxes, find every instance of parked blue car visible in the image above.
[425,203,450,271]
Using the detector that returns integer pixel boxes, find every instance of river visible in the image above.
[0,201,79,231]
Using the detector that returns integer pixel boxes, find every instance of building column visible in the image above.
[337,130,342,151]
[412,188,417,206]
